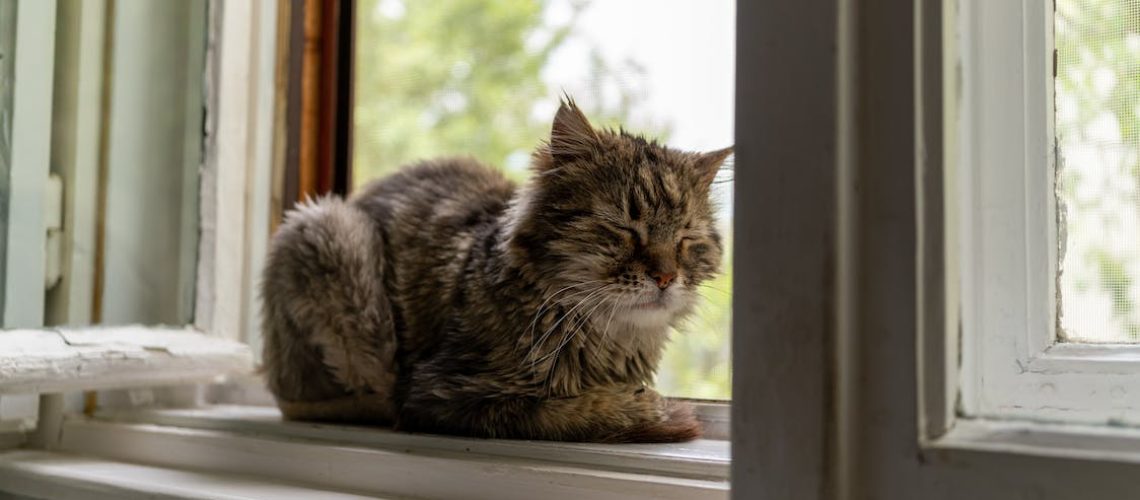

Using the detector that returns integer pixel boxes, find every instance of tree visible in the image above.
[353,0,731,398]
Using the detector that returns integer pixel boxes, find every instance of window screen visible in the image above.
[1056,0,1140,342]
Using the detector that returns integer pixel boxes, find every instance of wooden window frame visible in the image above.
[0,0,277,414]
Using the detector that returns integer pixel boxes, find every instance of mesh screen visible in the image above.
[1056,0,1140,342]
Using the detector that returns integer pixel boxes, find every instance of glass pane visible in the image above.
[1056,0,1140,342]
[12,0,208,328]
[354,0,734,398]
[94,0,206,325]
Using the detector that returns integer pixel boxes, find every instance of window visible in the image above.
[1,2,731,498]
[0,0,267,422]
[352,0,736,399]
[955,0,1140,427]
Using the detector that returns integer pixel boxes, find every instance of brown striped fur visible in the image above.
[260,99,731,442]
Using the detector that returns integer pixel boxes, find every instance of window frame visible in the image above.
[0,0,276,398]
[921,0,1140,480]
[740,0,1140,497]
[949,0,1140,428]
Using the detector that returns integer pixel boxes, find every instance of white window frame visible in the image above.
[0,0,273,402]
[737,0,1140,497]
[953,0,1140,427]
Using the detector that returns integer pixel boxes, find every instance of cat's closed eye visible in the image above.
[680,238,708,257]
[602,225,639,246]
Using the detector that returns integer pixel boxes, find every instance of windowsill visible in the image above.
[49,404,729,499]
[0,450,378,499]
[0,327,252,395]
[924,417,1140,465]
[96,405,730,478]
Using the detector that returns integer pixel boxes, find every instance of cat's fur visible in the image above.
[260,99,731,442]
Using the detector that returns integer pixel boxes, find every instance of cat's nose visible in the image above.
[649,271,676,290]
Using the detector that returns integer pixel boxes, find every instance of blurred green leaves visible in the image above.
[353,0,732,398]
[1056,0,1140,341]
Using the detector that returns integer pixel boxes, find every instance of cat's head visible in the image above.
[509,98,731,329]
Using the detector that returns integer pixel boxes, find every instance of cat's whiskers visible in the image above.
[524,285,608,362]
[526,284,612,369]
[519,280,604,354]
[696,283,730,297]
[536,288,614,365]
[535,285,618,392]
[583,295,626,361]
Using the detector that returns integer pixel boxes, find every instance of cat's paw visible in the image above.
[602,399,702,443]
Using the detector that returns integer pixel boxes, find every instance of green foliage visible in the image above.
[657,240,733,399]
[353,0,731,398]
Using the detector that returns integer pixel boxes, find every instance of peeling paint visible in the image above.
[1,327,252,395]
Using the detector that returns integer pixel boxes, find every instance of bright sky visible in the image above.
[540,0,735,152]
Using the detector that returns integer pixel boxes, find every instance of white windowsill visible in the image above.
[0,327,252,395]
[94,405,730,480]
[0,450,379,499]
[925,418,1140,465]
[38,404,730,499]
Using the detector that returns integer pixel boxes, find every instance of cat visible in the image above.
[260,98,731,443]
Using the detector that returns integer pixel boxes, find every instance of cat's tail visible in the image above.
[259,196,397,423]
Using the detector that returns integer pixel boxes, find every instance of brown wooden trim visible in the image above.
[91,0,117,324]
[277,0,354,214]
[299,0,322,199]
[316,0,338,195]
[313,0,354,197]
[281,0,305,212]
[269,0,295,234]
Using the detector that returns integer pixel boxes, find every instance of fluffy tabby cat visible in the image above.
[261,99,731,443]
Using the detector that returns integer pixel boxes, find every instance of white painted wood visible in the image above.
[932,418,1140,465]
[243,0,279,357]
[94,405,730,481]
[3,0,56,328]
[197,0,257,341]
[957,0,1054,417]
[45,0,106,326]
[27,394,63,450]
[58,418,727,500]
[842,0,1140,497]
[42,174,63,289]
[732,1,838,499]
[0,450,379,500]
[951,0,1140,427]
[0,327,252,395]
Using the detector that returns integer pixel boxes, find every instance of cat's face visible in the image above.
[512,100,731,329]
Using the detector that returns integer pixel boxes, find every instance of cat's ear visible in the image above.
[549,97,598,163]
[694,146,734,187]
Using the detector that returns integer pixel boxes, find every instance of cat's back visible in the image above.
[351,157,516,239]
[349,158,516,353]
